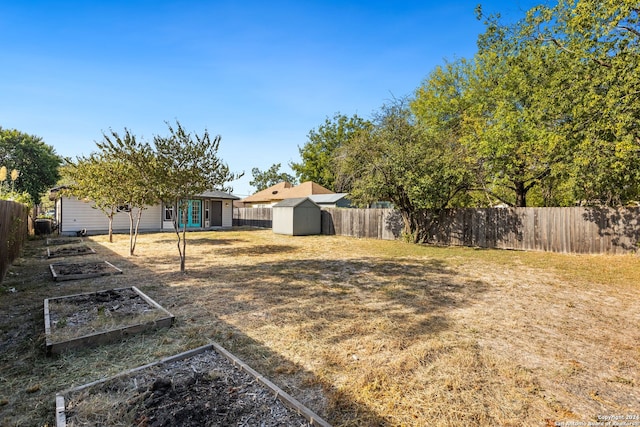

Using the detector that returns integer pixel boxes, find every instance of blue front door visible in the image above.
[179,200,202,228]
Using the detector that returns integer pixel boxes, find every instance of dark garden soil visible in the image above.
[47,244,96,258]
[63,349,317,427]
[49,288,157,334]
[49,261,122,281]
[47,237,84,246]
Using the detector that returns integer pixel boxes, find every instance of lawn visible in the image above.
[1,229,639,426]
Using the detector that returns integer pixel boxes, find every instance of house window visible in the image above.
[191,201,201,224]
[117,204,131,213]
[164,205,174,221]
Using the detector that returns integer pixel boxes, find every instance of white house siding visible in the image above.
[221,200,233,227]
[58,197,162,236]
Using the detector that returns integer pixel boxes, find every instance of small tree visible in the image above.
[249,163,296,192]
[95,129,157,254]
[154,121,242,272]
[61,153,126,243]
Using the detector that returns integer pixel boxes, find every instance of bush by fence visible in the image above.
[234,206,640,254]
[0,200,31,283]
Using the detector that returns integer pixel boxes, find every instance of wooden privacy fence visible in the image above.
[233,207,273,228]
[234,206,640,254]
[0,200,31,282]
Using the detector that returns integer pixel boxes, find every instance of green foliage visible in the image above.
[0,127,61,205]
[336,99,473,243]
[61,150,130,243]
[291,113,372,192]
[62,121,240,271]
[412,1,639,207]
[525,0,640,205]
[249,163,296,192]
[154,120,243,272]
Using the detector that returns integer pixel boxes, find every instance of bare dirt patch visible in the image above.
[47,244,96,259]
[45,287,174,354]
[49,261,122,281]
[47,237,84,246]
[60,345,324,426]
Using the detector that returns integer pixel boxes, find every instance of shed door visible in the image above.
[211,201,223,226]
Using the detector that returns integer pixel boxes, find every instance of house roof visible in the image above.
[241,181,334,204]
[307,193,349,204]
[198,190,240,200]
[273,197,320,208]
[49,186,239,201]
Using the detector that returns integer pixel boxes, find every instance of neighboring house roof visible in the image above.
[273,197,320,208]
[241,181,334,204]
[307,193,349,204]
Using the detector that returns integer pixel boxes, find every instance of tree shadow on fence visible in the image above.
[582,206,640,253]
[406,208,525,249]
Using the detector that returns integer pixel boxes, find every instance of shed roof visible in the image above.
[272,197,320,208]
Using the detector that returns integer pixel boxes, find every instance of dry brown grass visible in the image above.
[1,229,639,426]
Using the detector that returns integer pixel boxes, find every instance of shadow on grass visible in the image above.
[0,235,390,426]
[150,237,248,246]
[167,257,487,346]
[135,247,489,425]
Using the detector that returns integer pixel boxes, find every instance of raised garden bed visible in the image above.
[44,286,174,355]
[47,244,96,259]
[49,261,122,281]
[47,237,83,246]
[55,343,331,427]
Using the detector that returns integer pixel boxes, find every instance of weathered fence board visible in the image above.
[232,207,272,228]
[234,206,640,254]
[0,200,31,282]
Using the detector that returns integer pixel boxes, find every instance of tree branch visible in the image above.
[619,25,640,38]
[540,35,612,68]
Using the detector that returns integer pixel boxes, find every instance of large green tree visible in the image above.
[336,99,473,243]
[291,113,372,192]
[431,8,574,208]
[526,0,640,205]
[0,127,61,206]
[249,163,296,192]
[154,121,242,272]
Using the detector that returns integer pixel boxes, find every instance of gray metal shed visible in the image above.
[272,197,321,236]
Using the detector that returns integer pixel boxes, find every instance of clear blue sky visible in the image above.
[0,1,539,197]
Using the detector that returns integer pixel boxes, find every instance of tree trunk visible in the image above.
[514,181,527,207]
[128,213,134,256]
[131,208,143,255]
[180,223,187,273]
[108,215,114,243]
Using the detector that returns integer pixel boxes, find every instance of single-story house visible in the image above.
[239,181,335,208]
[49,187,239,236]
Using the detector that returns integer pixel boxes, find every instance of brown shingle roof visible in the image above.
[241,181,333,204]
